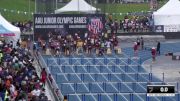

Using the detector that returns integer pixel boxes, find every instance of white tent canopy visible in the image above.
[153,0,180,25]
[55,0,97,14]
[0,14,21,46]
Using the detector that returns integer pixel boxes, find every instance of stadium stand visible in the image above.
[0,41,49,101]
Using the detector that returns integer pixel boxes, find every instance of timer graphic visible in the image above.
[147,85,175,96]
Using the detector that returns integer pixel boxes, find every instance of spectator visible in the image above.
[100,40,105,56]
[41,68,47,87]
[107,15,152,33]
[48,74,53,84]
[31,86,41,97]
[9,41,13,48]
[16,40,20,48]
[119,20,123,30]
[12,20,33,33]
[114,19,119,34]
[42,42,46,52]
[0,50,3,64]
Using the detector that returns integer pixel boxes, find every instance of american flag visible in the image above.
[88,18,103,34]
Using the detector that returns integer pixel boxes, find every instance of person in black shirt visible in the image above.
[140,37,144,50]
[16,40,20,47]
[156,41,161,55]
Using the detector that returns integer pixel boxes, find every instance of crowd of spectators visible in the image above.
[106,15,153,33]
[35,31,120,56]
[12,20,33,33]
[0,40,48,101]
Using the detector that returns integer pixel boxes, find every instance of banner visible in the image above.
[34,14,105,41]
[155,25,164,32]
[164,25,180,32]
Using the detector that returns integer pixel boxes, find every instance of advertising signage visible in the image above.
[34,14,105,41]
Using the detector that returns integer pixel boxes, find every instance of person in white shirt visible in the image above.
[91,38,95,45]
[84,32,88,39]
[10,84,15,96]
[31,88,41,97]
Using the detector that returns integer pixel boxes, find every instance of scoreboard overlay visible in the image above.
[147,85,175,97]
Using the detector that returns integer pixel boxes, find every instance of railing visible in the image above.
[35,51,64,101]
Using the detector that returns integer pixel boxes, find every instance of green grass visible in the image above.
[0,0,167,21]
[0,0,35,21]
[98,3,149,13]
[97,2,166,20]
[97,3,150,19]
